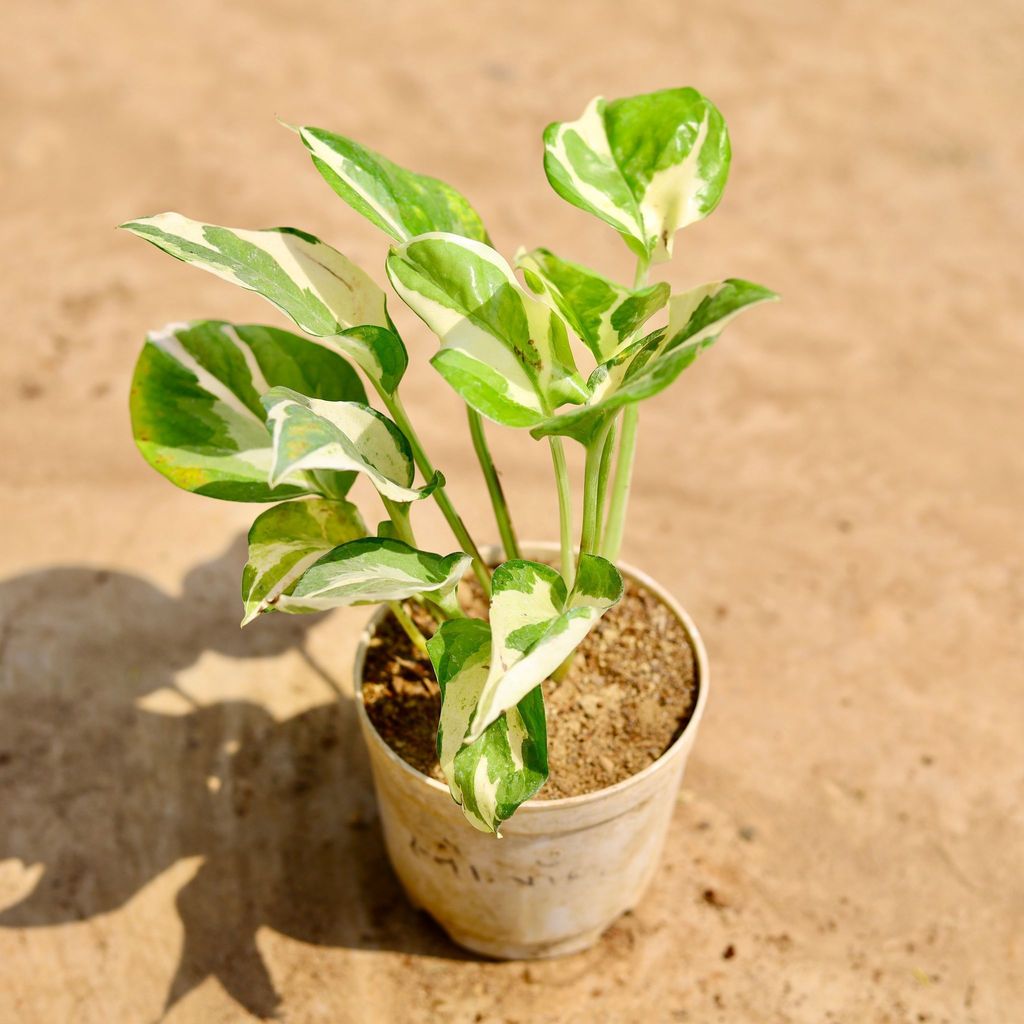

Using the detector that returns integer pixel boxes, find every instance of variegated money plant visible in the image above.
[122,86,775,835]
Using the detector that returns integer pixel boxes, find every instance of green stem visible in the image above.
[387,600,429,657]
[598,256,650,562]
[593,420,617,547]
[633,254,651,289]
[548,437,575,587]
[467,407,520,560]
[380,497,415,546]
[600,404,639,562]
[580,421,612,557]
[379,389,491,596]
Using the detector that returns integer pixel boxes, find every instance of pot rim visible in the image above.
[352,541,709,814]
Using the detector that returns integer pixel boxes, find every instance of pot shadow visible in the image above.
[0,537,470,1020]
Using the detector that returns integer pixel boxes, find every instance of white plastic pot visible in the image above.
[352,544,709,959]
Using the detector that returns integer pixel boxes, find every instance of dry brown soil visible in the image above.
[1,1,1022,1022]
[362,576,697,798]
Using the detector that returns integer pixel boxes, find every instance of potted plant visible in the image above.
[121,86,775,958]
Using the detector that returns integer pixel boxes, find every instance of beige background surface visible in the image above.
[1,1,1022,1021]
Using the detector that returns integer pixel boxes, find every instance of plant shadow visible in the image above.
[0,537,471,1020]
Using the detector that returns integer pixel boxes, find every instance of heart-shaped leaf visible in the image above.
[241,497,366,626]
[131,320,366,501]
[517,246,670,361]
[282,538,471,615]
[262,387,441,502]
[120,213,408,395]
[531,278,778,445]
[543,88,730,261]
[296,125,490,244]
[464,555,623,743]
[428,618,548,834]
[386,233,588,427]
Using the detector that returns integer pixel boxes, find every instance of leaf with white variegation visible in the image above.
[531,278,778,445]
[120,213,408,394]
[131,320,366,501]
[464,555,623,743]
[241,497,366,626]
[282,538,470,616]
[387,233,588,427]
[296,125,490,244]
[517,246,670,361]
[261,387,442,502]
[543,88,730,261]
[428,618,548,834]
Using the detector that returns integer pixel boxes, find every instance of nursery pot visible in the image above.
[352,543,709,959]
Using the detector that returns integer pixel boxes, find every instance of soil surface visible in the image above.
[362,577,697,798]
[2,1,1023,1022]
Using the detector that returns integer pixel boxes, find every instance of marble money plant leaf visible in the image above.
[130,320,366,501]
[119,213,408,395]
[295,124,490,244]
[516,246,670,362]
[282,538,471,617]
[428,618,548,834]
[241,497,366,626]
[531,278,778,445]
[465,555,623,744]
[261,387,442,502]
[543,87,730,262]
[386,233,588,427]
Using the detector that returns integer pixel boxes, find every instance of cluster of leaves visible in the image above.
[123,87,775,834]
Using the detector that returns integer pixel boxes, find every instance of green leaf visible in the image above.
[262,387,442,503]
[296,125,490,243]
[464,555,623,743]
[517,246,670,361]
[386,233,588,427]
[282,538,471,614]
[543,88,731,261]
[428,618,548,834]
[531,278,778,445]
[130,320,366,501]
[241,497,366,626]
[120,213,389,334]
[120,213,409,395]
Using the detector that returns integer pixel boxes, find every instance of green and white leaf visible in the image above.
[121,212,389,334]
[296,125,490,243]
[120,213,410,395]
[428,618,548,834]
[262,387,441,502]
[517,246,670,361]
[531,278,778,445]
[130,320,366,501]
[386,233,588,428]
[543,87,730,261]
[241,497,366,626]
[465,555,623,743]
[282,538,471,616]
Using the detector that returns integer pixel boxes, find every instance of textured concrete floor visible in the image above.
[1,0,1022,1020]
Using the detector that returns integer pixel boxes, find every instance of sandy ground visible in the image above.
[1,0,1022,1021]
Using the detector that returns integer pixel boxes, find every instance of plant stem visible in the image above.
[593,419,617,546]
[379,389,491,596]
[387,600,430,656]
[466,407,520,560]
[633,254,651,289]
[599,255,651,562]
[600,404,639,562]
[580,421,612,556]
[380,497,415,546]
[548,437,575,587]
